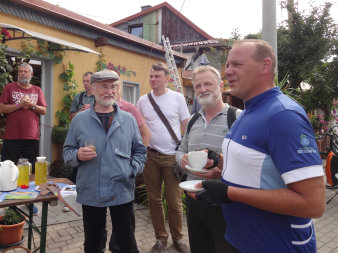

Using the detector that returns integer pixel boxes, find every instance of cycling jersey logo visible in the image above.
[297,134,317,154]
[300,134,310,146]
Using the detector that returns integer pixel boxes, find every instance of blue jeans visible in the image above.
[82,202,138,253]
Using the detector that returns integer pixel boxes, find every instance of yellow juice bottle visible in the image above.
[17,158,31,188]
[35,156,48,185]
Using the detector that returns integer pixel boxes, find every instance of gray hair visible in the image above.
[18,62,33,73]
[192,65,222,85]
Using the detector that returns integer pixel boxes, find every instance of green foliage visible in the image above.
[1,37,66,94]
[96,53,107,71]
[229,28,242,43]
[277,2,337,89]
[0,208,24,225]
[244,33,262,39]
[20,40,35,62]
[49,161,73,179]
[0,44,13,94]
[208,40,231,66]
[55,62,78,127]
[135,184,148,205]
[309,114,321,129]
[51,125,68,144]
[19,39,65,65]
[37,40,64,64]
[276,1,338,124]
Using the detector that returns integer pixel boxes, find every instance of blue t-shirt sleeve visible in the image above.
[265,110,322,175]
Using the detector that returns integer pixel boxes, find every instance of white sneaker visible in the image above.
[63,206,70,212]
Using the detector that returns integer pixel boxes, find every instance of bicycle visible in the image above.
[317,123,338,203]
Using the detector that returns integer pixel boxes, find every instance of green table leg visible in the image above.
[40,202,48,253]
[27,203,33,250]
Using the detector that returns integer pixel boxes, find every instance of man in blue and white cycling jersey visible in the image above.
[189,39,326,253]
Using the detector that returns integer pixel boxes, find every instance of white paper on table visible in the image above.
[60,185,77,195]
[60,185,82,215]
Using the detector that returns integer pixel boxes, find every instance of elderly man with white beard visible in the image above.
[63,70,147,253]
[0,63,47,168]
[176,65,241,253]
[0,62,47,216]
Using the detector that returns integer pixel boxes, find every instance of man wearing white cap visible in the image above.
[63,70,147,253]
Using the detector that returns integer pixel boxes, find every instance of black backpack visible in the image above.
[76,91,85,110]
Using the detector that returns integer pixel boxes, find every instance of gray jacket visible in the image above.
[63,104,147,207]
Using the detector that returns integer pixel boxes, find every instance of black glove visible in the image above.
[205,149,220,170]
[196,180,231,204]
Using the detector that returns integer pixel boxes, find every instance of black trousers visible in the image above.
[186,196,240,253]
[2,139,39,172]
[82,201,139,253]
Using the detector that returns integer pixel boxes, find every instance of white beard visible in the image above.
[96,96,115,107]
[18,77,30,85]
[197,91,221,107]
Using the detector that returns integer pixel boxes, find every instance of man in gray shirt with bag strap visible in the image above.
[176,65,241,253]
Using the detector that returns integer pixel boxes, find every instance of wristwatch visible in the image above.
[31,105,36,110]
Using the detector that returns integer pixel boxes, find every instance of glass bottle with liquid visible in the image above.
[35,156,49,185]
[17,158,32,189]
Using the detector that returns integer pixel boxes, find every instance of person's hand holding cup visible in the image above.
[188,151,208,171]
[78,139,97,161]
[85,139,96,152]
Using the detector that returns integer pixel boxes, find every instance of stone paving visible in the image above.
[15,203,189,253]
[2,162,338,253]
[313,186,338,253]
[2,185,337,253]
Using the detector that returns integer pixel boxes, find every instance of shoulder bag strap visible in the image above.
[77,91,85,109]
[147,93,180,144]
[186,113,201,134]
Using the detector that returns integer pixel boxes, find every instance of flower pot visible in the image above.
[0,216,25,245]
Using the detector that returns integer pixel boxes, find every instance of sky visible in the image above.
[43,0,338,39]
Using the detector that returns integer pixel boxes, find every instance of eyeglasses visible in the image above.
[95,84,117,91]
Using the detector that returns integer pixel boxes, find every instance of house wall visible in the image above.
[113,17,143,37]
[0,13,171,162]
[161,8,206,44]
[113,12,160,44]
[143,12,159,43]
[112,7,207,44]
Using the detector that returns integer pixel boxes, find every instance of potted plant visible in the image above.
[0,208,26,245]
[51,125,68,145]
[50,125,74,180]
[51,125,69,161]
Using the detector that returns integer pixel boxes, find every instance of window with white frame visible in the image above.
[121,81,140,104]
